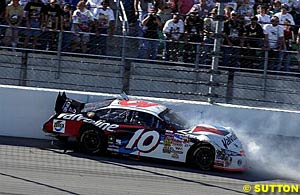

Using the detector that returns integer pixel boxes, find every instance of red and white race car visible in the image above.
[43,92,248,171]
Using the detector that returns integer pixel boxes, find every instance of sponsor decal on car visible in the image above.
[57,113,119,131]
[125,129,160,153]
[221,133,237,149]
[53,120,66,133]
[119,100,159,108]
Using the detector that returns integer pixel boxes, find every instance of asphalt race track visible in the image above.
[0,136,299,195]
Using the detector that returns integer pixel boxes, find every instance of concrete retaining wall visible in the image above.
[0,84,299,139]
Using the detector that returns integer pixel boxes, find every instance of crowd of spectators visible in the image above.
[1,0,300,71]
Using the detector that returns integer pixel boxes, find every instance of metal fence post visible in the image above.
[55,31,63,79]
[208,2,225,103]
[19,51,28,86]
[120,0,129,93]
[263,50,268,98]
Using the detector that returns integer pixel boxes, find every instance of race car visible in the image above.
[43,92,248,171]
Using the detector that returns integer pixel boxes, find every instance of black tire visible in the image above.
[192,145,215,171]
[79,129,106,154]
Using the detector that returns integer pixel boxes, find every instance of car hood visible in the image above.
[186,124,244,153]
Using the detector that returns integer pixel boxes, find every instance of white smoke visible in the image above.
[166,102,300,181]
[235,130,300,181]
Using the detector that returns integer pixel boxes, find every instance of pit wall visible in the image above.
[0,84,299,139]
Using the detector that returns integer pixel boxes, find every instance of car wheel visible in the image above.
[79,129,105,154]
[192,145,215,170]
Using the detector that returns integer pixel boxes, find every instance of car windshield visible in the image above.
[159,109,189,130]
[82,100,114,112]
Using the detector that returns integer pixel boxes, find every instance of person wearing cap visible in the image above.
[92,0,115,55]
[274,3,295,25]
[138,6,162,60]
[243,16,264,69]
[163,13,184,61]
[222,10,245,67]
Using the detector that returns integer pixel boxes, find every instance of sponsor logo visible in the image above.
[119,100,159,108]
[221,133,237,149]
[243,184,299,193]
[163,146,171,153]
[53,120,66,133]
[171,153,179,159]
[57,113,119,131]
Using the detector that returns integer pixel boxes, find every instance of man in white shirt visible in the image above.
[274,3,295,25]
[163,13,184,61]
[263,15,284,70]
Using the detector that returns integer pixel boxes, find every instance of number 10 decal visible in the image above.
[126,129,160,153]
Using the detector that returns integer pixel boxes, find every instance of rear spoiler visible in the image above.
[55,92,85,114]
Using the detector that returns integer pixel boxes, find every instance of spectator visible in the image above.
[268,0,281,16]
[4,0,23,48]
[23,0,46,49]
[177,0,194,15]
[0,0,7,41]
[203,7,217,64]
[123,0,136,26]
[253,0,270,11]
[134,0,155,58]
[256,5,270,27]
[72,0,94,53]
[86,0,102,14]
[134,0,152,22]
[163,13,184,61]
[44,0,63,50]
[225,1,237,11]
[139,6,162,60]
[237,0,254,22]
[278,19,294,71]
[93,0,115,55]
[274,4,295,25]
[296,27,300,69]
[61,3,73,51]
[188,0,211,18]
[224,5,234,19]
[222,11,245,68]
[263,15,284,70]
[183,11,203,63]
[19,0,30,34]
[243,16,264,68]
[157,1,173,25]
